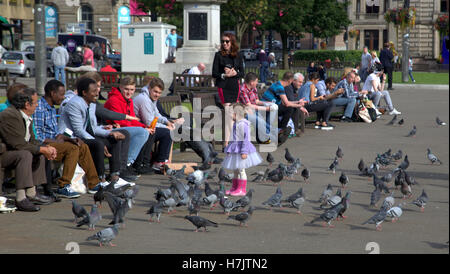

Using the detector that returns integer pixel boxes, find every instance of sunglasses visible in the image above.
[221,40,231,44]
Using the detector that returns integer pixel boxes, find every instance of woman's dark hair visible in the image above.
[77,77,97,97]
[325,77,337,86]
[44,79,65,96]
[220,32,239,58]
[308,61,315,67]
[308,72,320,81]
[244,72,258,84]
[11,88,37,109]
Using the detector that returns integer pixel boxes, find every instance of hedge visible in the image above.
[293,50,364,63]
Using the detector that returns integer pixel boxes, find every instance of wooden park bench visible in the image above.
[171,72,216,101]
[0,69,16,91]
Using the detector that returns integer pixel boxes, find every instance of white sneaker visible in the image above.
[389,109,401,115]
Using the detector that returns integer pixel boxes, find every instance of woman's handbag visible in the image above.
[358,102,372,123]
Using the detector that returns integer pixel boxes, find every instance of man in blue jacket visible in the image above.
[165,29,182,62]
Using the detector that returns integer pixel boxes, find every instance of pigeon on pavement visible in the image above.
[339,172,349,188]
[386,203,404,222]
[267,153,275,167]
[394,155,410,172]
[285,148,295,164]
[411,189,428,212]
[336,146,344,159]
[370,184,382,208]
[301,167,310,183]
[382,191,395,210]
[284,187,304,203]
[71,200,88,223]
[104,192,130,226]
[324,188,342,208]
[76,204,102,230]
[387,115,397,125]
[400,181,412,199]
[405,125,417,137]
[251,169,269,183]
[310,203,344,228]
[235,189,254,210]
[436,116,446,126]
[218,167,233,183]
[219,195,239,215]
[398,118,404,126]
[362,207,388,231]
[427,148,443,165]
[147,202,163,223]
[86,224,119,247]
[262,187,283,208]
[358,158,366,172]
[392,150,403,161]
[184,215,218,232]
[227,206,255,227]
[328,157,339,174]
[319,184,333,204]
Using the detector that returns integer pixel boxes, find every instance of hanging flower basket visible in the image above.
[434,14,449,37]
[349,29,360,39]
[384,7,416,30]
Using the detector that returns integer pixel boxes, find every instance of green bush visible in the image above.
[293,50,364,63]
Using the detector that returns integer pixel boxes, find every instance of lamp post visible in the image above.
[401,0,410,82]
[34,0,47,95]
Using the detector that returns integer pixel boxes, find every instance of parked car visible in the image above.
[240,48,257,61]
[0,51,54,78]
[24,46,55,76]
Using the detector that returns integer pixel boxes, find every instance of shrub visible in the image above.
[293,50,364,64]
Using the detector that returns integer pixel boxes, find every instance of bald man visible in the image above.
[187,63,206,87]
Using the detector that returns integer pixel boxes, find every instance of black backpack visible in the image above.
[368,107,377,122]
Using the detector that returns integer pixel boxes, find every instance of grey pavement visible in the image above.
[0,86,449,254]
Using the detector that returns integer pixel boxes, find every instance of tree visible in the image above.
[139,0,183,32]
[306,0,352,40]
[265,0,313,69]
[221,0,268,48]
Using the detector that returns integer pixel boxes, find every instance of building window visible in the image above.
[78,4,93,33]
[364,30,379,50]
[24,0,32,6]
[9,0,17,5]
[383,29,388,46]
[366,1,380,13]
[384,0,389,13]
[441,0,449,12]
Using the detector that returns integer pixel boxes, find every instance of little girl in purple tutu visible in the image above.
[222,103,262,196]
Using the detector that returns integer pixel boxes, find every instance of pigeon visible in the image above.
[301,168,310,183]
[370,184,382,207]
[86,224,120,247]
[362,207,388,231]
[319,184,333,204]
[373,174,390,194]
[93,185,105,207]
[336,146,344,159]
[398,118,404,125]
[427,148,443,165]
[284,187,304,203]
[370,161,380,173]
[404,171,418,186]
[104,192,130,226]
[400,181,412,199]
[188,199,201,216]
[328,157,339,174]
[206,168,218,180]
[394,169,406,189]
[187,170,207,187]
[334,191,351,220]
[339,172,349,188]
[436,116,446,126]
[227,206,255,227]
[358,158,366,172]
[184,215,218,232]
[235,189,254,210]
[310,203,343,228]
[262,187,283,208]
[405,125,417,137]
[324,188,342,209]
[146,202,163,223]
[411,189,428,212]
[360,166,376,178]
[204,182,215,197]
[288,197,305,214]
[267,167,285,184]
[171,178,189,201]
[218,167,233,183]
[167,165,186,180]
[203,194,219,210]
[71,200,88,223]
[386,203,404,222]
[394,155,410,172]
[392,150,403,161]
[76,204,102,230]
[154,185,174,202]
[251,169,269,183]
[267,153,275,167]
[122,185,139,208]
[387,115,397,125]
[382,173,393,184]
[219,195,239,215]
[382,192,395,210]
[382,148,392,158]
[285,148,295,164]
[160,196,179,214]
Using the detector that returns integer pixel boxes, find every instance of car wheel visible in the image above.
[24,69,31,78]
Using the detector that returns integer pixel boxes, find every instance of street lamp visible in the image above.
[401,0,410,83]
[34,0,47,95]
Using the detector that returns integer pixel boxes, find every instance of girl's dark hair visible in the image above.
[220,33,239,58]
[244,72,258,84]
[77,77,97,97]
[11,88,37,109]
[308,72,320,81]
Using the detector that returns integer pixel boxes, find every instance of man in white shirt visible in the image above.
[362,65,401,115]
[360,46,372,83]
[187,63,206,87]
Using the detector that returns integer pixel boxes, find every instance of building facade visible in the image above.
[0,0,34,49]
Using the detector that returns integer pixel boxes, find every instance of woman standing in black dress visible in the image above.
[212,33,244,147]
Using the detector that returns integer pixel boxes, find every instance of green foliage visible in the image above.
[138,0,183,32]
[306,0,352,39]
[293,50,363,63]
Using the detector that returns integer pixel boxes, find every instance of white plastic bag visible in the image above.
[58,164,87,194]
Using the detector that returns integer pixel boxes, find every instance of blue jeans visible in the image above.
[260,62,269,84]
[408,69,415,82]
[113,127,149,165]
[54,66,66,85]
[247,110,278,142]
[332,97,357,118]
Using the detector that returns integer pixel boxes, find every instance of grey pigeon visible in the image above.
[405,125,417,137]
[400,181,412,199]
[172,178,189,201]
[398,118,404,125]
[404,171,418,186]
[227,206,255,227]
[184,215,218,232]
[319,184,333,204]
[219,195,239,215]
[77,204,102,230]
[370,184,382,207]
[301,168,310,183]
[310,203,343,228]
[373,174,390,194]
[154,185,174,202]
[71,200,88,223]
[334,191,351,220]
[267,166,284,184]
[436,116,446,126]
[204,182,215,197]
[285,148,295,164]
[386,203,404,222]
[339,172,349,188]
[86,224,119,247]
[392,150,403,161]
[203,194,219,210]
[362,207,388,231]
[325,188,342,208]
[188,199,201,216]
[235,189,254,210]
[387,115,397,125]
[93,185,105,207]
[289,197,305,214]
[262,187,283,208]
[411,189,428,212]
[382,191,395,210]
[382,172,393,184]
[328,157,339,174]
[218,167,233,183]
[284,187,304,203]
[267,153,275,167]
[358,158,366,172]
[251,169,269,182]
[122,185,139,208]
[336,146,344,159]
[394,155,410,172]
[146,202,163,223]
[186,170,207,187]
[161,197,179,214]
[167,165,186,180]
[394,169,406,189]
[104,192,130,226]
[427,148,443,165]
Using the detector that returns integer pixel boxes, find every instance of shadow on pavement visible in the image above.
[347,224,373,231]
[422,241,449,249]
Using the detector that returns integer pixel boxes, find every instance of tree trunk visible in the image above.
[236,22,249,49]
[281,32,289,70]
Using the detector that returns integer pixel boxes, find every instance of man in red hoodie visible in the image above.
[104,77,154,174]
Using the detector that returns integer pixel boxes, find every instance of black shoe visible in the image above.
[120,169,138,182]
[277,126,292,146]
[126,165,140,177]
[45,191,62,203]
[136,165,155,175]
[15,198,40,212]
[28,194,53,205]
[387,87,394,90]
[212,157,223,164]
[341,117,353,123]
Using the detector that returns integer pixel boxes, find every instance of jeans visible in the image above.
[247,110,278,142]
[113,127,149,165]
[82,136,122,179]
[260,62,269,84]
[332,97,357,118]
[54,66,66,86]
[408,69,415,82]
[369,90,394,111]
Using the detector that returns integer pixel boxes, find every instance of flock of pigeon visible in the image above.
[69,116,447,247]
